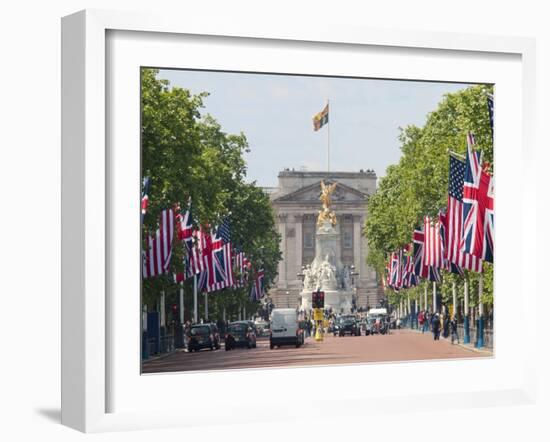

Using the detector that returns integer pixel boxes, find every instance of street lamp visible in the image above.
[296,266,307,312]
[349,264,359,311]
[285,290,290,308]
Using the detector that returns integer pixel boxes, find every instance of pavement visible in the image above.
[142,329,491,374]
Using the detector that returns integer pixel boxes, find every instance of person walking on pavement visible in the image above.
[443,314,450,339]
[450,316,459,344]
[432,313,441,341]
[419,310,425,334]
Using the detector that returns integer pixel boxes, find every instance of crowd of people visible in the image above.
[417,310,459,344]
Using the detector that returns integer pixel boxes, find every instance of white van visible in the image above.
[269,308,304,349]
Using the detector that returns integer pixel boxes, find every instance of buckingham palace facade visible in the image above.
[266,169,383,309]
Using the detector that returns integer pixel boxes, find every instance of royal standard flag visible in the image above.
[313,104,329,131]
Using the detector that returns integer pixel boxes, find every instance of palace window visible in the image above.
[343,230,353,249]
[304,232,314,249]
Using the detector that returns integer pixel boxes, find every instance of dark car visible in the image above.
[333,315,360,337]
[187,323,221,352]
[369,315,388,335]
[225,321,257,350]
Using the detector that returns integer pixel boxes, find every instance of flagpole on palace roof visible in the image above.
[327,99,330,175]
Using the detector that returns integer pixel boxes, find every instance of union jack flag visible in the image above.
[389,252,401,290]
[461,133,494,263]
[195,226,214,292]
[175,201,205,277]
[142,208,174,278]
[250,268,265,301]
[209,218,234,291]
[141,177,150,224]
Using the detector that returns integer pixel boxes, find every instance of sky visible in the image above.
[158,69,471,188]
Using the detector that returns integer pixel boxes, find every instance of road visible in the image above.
[142,329,491,374]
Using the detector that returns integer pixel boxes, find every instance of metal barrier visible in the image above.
[160,334,175,353]
[457,322,493,349]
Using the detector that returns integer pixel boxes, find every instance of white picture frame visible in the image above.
[61,9,537,433]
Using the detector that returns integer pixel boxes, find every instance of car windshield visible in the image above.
[272,313,296,326]
[229,323,247,332]
[190,326,209,336]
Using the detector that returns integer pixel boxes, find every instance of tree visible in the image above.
[141,69,281,315]
[364,84,494,312]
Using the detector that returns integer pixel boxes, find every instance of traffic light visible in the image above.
[172,303,179,321]
[312,291,325,309]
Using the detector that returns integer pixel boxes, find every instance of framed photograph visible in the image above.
[62,9,537,433]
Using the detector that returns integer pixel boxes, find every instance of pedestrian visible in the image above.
[419,310,425,333]
[450,316,459,344]
[432,313,441,341]
[443,314,450,339]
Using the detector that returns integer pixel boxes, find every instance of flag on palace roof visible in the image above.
[313,103,329,131]
[461,133,494,263]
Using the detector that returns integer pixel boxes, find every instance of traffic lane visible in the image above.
[142,330,490,374]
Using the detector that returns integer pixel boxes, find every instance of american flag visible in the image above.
[250,268,265,301]
[444,155,483,272]
[141,177,150,224]
[462,133,494,263]
[423,216,443,268]
[413,228,441,282]
[439,210,464,275]
[233,249,249,288]
[142,208,174,278]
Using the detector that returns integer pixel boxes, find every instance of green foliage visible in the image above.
[141,69,281,315]
[364,84,494,308]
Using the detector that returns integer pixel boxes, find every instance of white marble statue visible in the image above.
[303,264,313,290]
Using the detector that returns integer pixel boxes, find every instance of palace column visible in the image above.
[277,213,288,289]
[294,214,303,287]
[353,215,362,279]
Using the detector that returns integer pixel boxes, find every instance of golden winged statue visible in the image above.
[317,180,338,227]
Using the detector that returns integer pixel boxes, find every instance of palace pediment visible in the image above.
[272,181,368,204]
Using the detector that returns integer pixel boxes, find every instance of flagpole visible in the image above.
[327,99,330,174]
[193,274,198,323]
[179,282,184,324]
